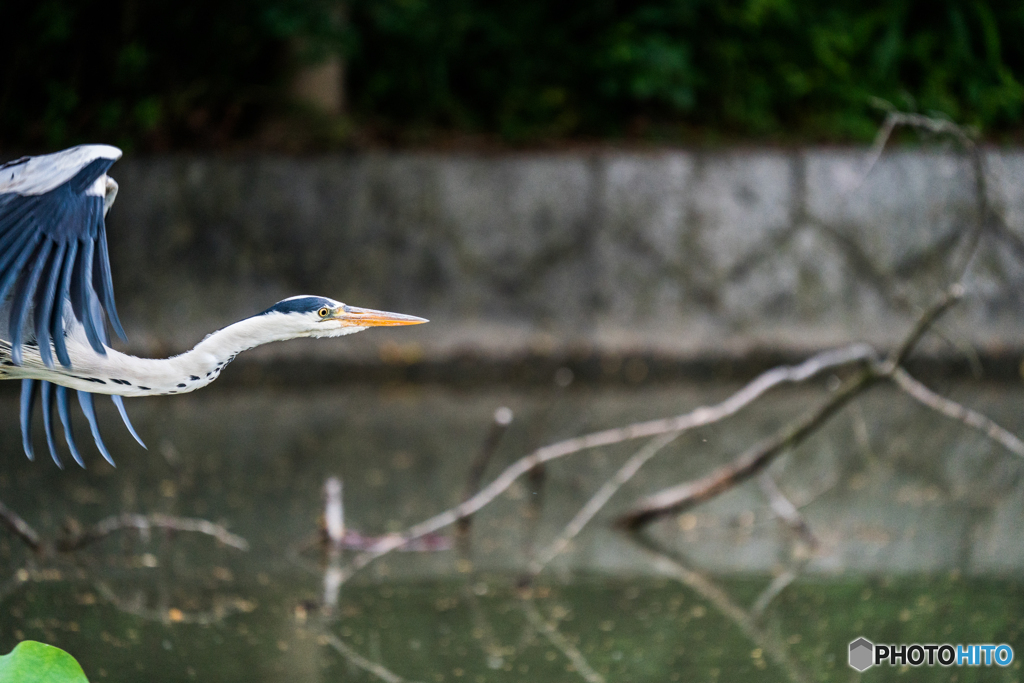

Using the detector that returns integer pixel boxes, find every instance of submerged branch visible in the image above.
[527,432,680,577]
[629,533,811,683]
[321,633,418,683]
[58,513,249,552]
[0,498,41,551]
[759,473,819,551]
[521,598,605,683]
[751,566,806,619]
[92,579,256,626]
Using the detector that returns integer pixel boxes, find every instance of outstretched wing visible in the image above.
[0,145,142,467]
[0,144,126,369]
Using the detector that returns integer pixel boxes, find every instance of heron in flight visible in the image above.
[0,145,426,468]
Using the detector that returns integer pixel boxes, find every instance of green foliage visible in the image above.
[347,0,1024,142]
[1,0,1022,148]
[0,641,89,683]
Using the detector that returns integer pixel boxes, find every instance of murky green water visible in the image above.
[6,573,1024,682]
[1,379,1023,681]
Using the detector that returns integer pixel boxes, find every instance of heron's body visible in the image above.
[0,145,426,467]
[0,299,371,398]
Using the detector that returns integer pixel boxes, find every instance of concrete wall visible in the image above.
[105,149,1024,368]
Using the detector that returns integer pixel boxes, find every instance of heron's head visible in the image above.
[257,296,427,339]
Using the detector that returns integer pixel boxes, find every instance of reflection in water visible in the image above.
[1,381,1023,680]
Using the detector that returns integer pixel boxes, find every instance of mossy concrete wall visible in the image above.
[105,149,1024,369]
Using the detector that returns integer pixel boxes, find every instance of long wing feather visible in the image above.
[10,239,54,365]
[40,380,63,469]
[19,379,37,462]
[71,238,105,353]
[34,242,66,369]
[93,220,126,340]
[56,385,86,468]
[51,239,79,368]
[111,394,146,450]
[77,390,116,467]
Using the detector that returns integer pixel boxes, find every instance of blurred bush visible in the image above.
[2,0,1022,150]
[0,0,345,151]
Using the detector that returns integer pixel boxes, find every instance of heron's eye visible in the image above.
[318,307,330,318]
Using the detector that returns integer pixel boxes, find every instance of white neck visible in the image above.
[6,314,365,397]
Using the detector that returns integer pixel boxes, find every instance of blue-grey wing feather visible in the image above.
[51,239,79,367]
[39,380,63,469]
[0,145,125,369]
[56,386,86,468]
[3,145,134,468]
[77,390,116,467]
[10,239,54,365]
[19,379,37,462]
[111,394,146,450]
[33,241,67,369]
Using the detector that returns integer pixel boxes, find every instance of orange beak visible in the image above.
[333,305,428,327]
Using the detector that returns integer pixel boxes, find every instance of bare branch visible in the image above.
[888,284,965,369]
[617,285,964,529]
[343,344,876,579]
[891,367,1024,458]
[858,107,978,191]
[618,371,876,529]
[855,108,987,283]
[457,407,514,544]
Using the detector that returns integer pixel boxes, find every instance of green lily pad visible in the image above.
[0,641,89,683]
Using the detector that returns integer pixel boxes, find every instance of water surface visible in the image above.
[1,379,1022,681]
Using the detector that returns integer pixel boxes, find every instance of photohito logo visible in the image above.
[849,637,1014,671]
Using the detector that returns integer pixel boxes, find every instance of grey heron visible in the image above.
[0,145,426,468]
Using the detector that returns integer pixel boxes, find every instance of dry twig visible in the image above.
[861,108,978,185]
[457,407,514,544]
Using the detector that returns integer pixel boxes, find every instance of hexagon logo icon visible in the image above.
[849,637,874,671]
